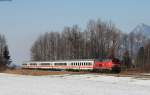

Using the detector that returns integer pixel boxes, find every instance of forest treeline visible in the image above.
[0,34,11,70]
[31,19,150,70]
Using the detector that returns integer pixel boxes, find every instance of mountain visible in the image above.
[132,23,150,38]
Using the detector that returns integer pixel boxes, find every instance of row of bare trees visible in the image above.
[31,19,150,70]
[31,20,122,61]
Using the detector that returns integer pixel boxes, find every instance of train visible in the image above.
[22,58,121,73]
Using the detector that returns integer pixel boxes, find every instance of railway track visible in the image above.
[110,73,150,80]
[133,74,150,79]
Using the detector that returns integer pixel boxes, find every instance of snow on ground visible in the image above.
[0,73,150,95]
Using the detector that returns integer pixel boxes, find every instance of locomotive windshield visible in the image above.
[112,58,120,64]
[95,58,111,62]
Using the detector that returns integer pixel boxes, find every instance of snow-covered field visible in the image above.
[0,73,150,95]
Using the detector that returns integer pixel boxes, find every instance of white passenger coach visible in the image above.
[22,59,94,70]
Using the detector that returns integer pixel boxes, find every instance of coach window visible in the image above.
[87,63,89,65]
[86,63,88,65]
[87,63,88,65]
[89,63,92,65]
[30,63,37,66]
[23,64,27,66]
[41,63,50,65]
[64,63,67,65]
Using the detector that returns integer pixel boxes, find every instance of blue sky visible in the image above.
[0,0,150,65]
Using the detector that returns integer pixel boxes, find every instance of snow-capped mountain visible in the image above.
[132,23,150,38]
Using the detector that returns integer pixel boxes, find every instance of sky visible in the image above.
[0,0,150,65]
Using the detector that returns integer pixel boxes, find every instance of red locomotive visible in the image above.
[93,58,121,73]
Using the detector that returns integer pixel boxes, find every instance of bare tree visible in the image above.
[0,34,11,70]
